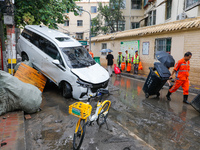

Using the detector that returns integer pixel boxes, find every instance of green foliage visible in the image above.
[14,0,79,29]
[91,0,125,35]
[22,12,35,25]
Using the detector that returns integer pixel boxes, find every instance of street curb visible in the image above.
[120,72,200,95]
[17,111,26,150]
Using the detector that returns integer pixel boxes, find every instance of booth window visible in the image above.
[101,43,107,55]
[155,38,171,55]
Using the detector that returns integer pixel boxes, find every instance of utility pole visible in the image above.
[0,0,7,71]
[81,9,91,51]
[4,0,16,74]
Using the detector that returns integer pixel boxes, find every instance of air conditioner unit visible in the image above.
[85,37,88,40]
[176,13,187,20]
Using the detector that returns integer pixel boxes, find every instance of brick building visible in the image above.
[91,17,200,85]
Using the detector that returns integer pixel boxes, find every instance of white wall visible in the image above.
[148,0,200,25]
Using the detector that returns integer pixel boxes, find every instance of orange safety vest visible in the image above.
[174,58,190,80]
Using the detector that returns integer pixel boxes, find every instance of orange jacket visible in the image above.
[174,58,190,80]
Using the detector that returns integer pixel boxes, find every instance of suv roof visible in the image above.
[25,25,81,48]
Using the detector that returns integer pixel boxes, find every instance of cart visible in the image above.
[191,94,200,113]
[143,62,171,98]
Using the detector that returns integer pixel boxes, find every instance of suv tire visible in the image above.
[22,53,29,61]
[62,82,72,98]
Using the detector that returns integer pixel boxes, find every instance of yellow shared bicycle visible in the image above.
[69,80,111,150]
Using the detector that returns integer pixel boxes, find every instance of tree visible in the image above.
[0,0,79,70]
[91,0,125,36]
[14,0,79,29]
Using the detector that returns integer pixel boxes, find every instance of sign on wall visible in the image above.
[79,40,87,46]
[120,40,140,56]
[142,42,149,55]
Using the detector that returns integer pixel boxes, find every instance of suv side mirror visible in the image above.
[52,60,60,65]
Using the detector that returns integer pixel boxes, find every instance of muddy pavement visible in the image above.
[25,80,153,150]
[25,76,200,150]
[110,75,200,150]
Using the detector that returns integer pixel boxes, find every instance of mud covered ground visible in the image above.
[25,76,200,150]
[25,80,153,150]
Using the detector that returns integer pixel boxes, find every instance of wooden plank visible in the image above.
[14,63,47,92]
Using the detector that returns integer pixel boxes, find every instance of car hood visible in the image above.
[71,63,109,84]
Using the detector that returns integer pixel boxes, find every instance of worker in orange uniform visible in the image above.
[89,51,94,58]
[87,49,94,58]
[166,52,192,104]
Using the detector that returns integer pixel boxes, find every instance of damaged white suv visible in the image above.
[17,25,109,100]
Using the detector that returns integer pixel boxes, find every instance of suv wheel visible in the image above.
[22,53,29,61]
[62,82,72,98]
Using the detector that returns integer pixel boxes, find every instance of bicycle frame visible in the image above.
[71,80,111,150]
[87,100,111,122]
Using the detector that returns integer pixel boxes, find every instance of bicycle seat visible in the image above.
[98,89,109,94]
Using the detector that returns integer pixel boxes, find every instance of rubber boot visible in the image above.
[183,95,190,104]
[166,91,172,101]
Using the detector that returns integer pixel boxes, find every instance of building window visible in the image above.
[91,6,97,13]
[155,38,172,55]
[185,0,200,9]
[101,43,107,55]
[76,33,83,40]
[146,10,156,26]
[131,22,139,29]
[66,9,69,13]
[166,0,172,20]
[114,21,125,31]
[77,20,83,26]
[64,20,69,26]
[131,0,142,9]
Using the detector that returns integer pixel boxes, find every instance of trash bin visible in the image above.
[143,62,171,98]
[191,94,200,113]
[93,57,100,65]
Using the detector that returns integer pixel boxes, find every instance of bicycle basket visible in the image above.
[69,102,92,119]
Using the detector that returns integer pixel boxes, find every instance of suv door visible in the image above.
[40,38,66,84]
[20,29,44,70]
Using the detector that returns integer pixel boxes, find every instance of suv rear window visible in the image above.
[55,37,71,42]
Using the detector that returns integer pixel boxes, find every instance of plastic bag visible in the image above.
[121,62,125,71]
[114,64,121,74]
[127,63,131,72]
[138,62,143,70]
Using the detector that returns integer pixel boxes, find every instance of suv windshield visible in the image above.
[61,46,96,68]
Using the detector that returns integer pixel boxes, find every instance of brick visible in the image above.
[24,114,31,120]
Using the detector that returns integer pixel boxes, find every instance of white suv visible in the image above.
[17,25,109,100]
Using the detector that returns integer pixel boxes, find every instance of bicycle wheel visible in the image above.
[73,119,86,150]
[97,101,110,126]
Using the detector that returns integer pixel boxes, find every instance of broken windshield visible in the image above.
[61,46,96,68]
